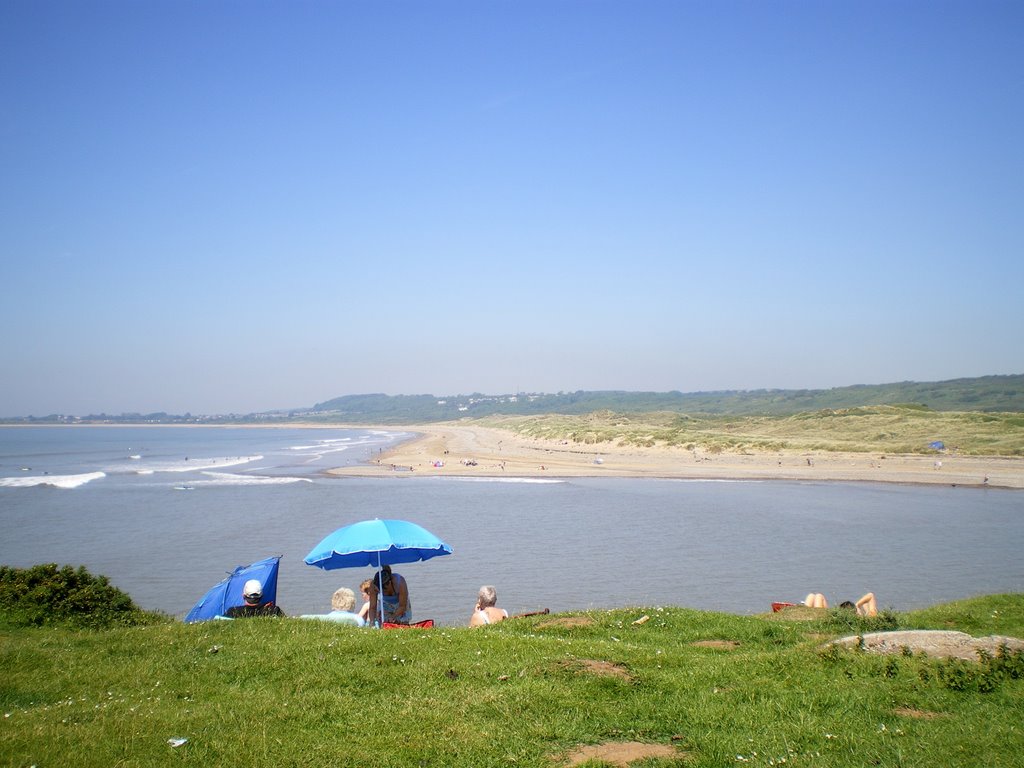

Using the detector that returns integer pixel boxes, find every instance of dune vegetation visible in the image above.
[1,581,1022,767]
[476,406,1024,456]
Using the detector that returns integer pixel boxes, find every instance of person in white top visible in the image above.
[469,585,508,627]
[298,587,365,626]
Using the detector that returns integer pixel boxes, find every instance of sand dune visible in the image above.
[328,423,1023,488]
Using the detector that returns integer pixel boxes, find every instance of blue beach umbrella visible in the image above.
[184,555,281,622]
[304,518,452,569]
[303,519,452,624]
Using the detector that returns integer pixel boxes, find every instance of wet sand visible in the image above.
[328,423,1024,489]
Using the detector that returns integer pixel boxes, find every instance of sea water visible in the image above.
[1,426,1021,626]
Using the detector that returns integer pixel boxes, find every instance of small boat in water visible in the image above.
[173,485,195,491]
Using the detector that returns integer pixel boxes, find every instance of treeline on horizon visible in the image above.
[7,374,1022,425]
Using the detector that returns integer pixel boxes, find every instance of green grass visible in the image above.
[478,406,1024,456]
[2,595,1022,767]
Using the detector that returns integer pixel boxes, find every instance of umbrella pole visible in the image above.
[375,553,385,628]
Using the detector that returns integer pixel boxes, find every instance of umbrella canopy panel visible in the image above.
[304,518,452,570]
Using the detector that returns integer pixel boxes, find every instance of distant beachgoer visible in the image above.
[469,585,508,627]
[226,579,284,618]
[366,565,411,625]
[298,587,365,626]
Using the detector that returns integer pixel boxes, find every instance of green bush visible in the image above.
[824,607,900,633]
[934,644,1024,693]
[0,563,163,629]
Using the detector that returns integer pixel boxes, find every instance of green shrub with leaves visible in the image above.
[0,564,163,629]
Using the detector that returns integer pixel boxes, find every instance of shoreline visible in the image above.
[4,421,1020,488]
[328,423,1024,489]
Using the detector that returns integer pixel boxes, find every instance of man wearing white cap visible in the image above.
[225,579,285,618]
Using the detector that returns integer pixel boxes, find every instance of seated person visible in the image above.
[469,585,508,627]
[365,565,411,625]
[298,587,365,626]
[803,592,828,609]
[357,579,373,623]
[226,579,284,618]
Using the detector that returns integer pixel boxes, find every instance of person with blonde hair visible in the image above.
[469,585,508,627]
[357,578,373,622]
[298,586,365,626]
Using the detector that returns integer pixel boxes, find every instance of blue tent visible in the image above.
[184,556,281,622]
[929,441,946,451]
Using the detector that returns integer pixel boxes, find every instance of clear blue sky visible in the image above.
[2,1,1021,416]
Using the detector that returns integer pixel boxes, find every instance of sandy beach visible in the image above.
[328,423,1024,489]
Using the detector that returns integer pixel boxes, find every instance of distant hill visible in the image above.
[5,374,1021,425]
[308,374,1024,424]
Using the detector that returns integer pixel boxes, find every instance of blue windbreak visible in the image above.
[184,556,281,622]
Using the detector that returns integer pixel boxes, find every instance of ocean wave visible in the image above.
[189,471,313,487]
[128,455,264,475]
[289,443,354,453]
[290,439,351,451]
[665,478,761,484]
[290,430,408,459]
[429,476,566,485]
[289,435,387,454]
[0,471,107,489]
[287,437,389,466]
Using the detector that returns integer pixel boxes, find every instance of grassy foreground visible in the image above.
[1,596,1022,767]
